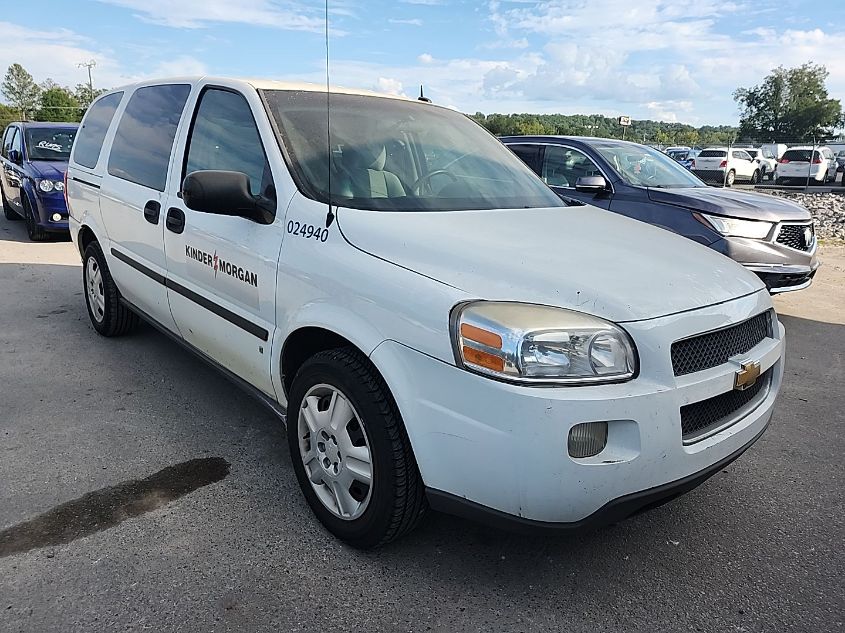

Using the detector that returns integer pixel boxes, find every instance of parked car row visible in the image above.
[664,142,842,186]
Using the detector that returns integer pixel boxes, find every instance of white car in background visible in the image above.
[691,147,760,186]
[776,146,839,185]
[745,148,777,181]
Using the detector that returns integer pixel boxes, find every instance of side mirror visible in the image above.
[8,149,21,165]
[575,175,607,193]
[182,170,274,224]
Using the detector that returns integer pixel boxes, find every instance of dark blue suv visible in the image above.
[1,122,79,240]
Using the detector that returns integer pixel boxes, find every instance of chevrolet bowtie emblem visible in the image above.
[734,360,761,391]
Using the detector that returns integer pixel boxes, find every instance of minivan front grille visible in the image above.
[671,311,772,376]
[680,369,770,440]
[776,224,814,251]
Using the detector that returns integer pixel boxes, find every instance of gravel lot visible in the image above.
[1,218,843,633]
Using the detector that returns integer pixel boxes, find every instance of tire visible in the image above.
[750,170,760,185]
[287,347,427,548]
[82,241,139,336]
[1,185,19,220]
[759,166,767,182]
[22,197,48,241]
[725,170,736,187]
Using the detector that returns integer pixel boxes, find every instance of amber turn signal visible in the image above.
[460,323,502,349]
[462,345,505,372]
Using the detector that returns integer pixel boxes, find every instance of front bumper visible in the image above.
[371,291,783,525]
[33,193,69,232]
[718,226,820,293]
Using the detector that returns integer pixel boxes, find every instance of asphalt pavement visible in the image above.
[1,216,843,632]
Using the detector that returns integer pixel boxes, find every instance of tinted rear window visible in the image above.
[108,84,191,191]
[72,92,123,169]
[781,149,816,162]
[698,150,726,158]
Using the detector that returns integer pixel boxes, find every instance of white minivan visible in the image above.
[66,77,784,547]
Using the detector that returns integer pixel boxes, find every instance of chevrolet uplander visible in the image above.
[66,77,784,548]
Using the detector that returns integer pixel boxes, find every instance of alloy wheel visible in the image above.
[85,256,106,323]
[297,384,373,520]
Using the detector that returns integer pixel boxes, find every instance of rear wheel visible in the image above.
[725,170,736,187]
[23,197,47,241]
[288,347,427,548]
[83,241,139,336]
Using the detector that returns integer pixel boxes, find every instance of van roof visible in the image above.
[107,76,409,101]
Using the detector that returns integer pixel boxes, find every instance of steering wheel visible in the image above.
[412,169,459,195]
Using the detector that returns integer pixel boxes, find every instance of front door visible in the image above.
[162,86,284,396]
[542,145,612,208]
[1,126,23,210]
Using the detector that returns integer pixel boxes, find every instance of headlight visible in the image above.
[38,180,63,193]
[700,213,773,239]
[452,302,637,385]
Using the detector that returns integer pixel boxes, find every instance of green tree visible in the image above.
[35,86,82,122]
[1,63,41,120]
[734,64,842,141]
[73,83,107,108]
[0,103,17,130]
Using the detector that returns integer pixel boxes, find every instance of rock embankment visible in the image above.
[760,191,845,242]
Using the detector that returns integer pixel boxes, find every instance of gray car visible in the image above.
[502,136,820,293]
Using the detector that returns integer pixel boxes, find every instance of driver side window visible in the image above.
[542,146,600,188]
[184,88,274,200]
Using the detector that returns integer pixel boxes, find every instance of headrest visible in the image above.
[344,144,387,171]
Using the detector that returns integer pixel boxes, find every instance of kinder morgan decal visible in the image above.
[185,245,258,287]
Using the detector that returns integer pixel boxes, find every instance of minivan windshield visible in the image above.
[261,90,563,211]
[593,142,706,188]
[25,127,77,161]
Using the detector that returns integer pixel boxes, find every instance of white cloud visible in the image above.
[0,21,127,90]
[417,53,434,64]
[94,0,324,32]
[388,18,423,26]
[375,77,405,96]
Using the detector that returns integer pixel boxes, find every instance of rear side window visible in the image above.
[72,92,123,169]
[183,88,273,198]
[698,150,726,158]
[507,144,541,173]
[108,84,191,191]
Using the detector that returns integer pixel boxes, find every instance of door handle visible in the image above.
[143,200,161,224]
[165,207,185,234]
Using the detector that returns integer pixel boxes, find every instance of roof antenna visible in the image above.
[324,0,335,228]
[418,85,431,103]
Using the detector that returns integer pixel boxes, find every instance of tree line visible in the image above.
[0,63,107,129]
[469,112,741,147]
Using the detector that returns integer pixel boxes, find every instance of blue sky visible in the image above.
[1,1,843,125]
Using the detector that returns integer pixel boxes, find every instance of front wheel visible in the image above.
[725,170,736,187]
[83,241,139,336]
[750,170,761,185]
[23,198,47,241]
[288,347,427,548]
[1,186,19,220]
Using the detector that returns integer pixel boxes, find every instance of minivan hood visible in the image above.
[647,187,810,222]
[337,205,764,322]
[27,160,67,180]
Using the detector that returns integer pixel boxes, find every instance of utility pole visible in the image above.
[77,60,97,106]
